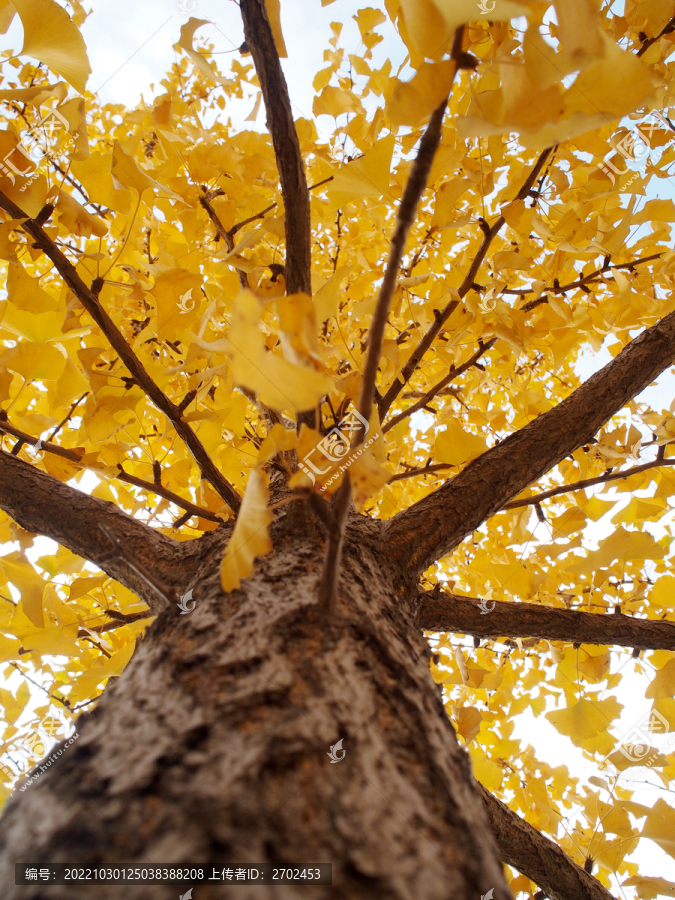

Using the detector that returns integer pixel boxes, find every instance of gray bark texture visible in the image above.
[0,494,511,900]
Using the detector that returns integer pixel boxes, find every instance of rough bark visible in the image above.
[415,590,675,651]
[0,509,511,900]
[384,308,675,574]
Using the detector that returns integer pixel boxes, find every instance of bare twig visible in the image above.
[383,339,496,432]
[504,456,675,509]
[0,413,224,524]
[199,192,250,289]
[378,147,553,421]
[515,253,663,309]
[0,189,241,514]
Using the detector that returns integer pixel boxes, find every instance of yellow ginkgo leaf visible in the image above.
[399,0,528,58]
[552,0,604,65]
[622,876,675,900]
[435,421,487,467]
[0,81,67,105]
[454,706,482,744]
[646,659,675,699]
[57,97,89,161]
[1,303,64,343]
[545,697,622,747]
[568,527,667,573]
[221,470,273,593]
[257,422,297,468]
[642,798,675,859]
[313,85,364,120]
[111,141,180,199]
[150,268,202,339]
[314,265,353,323]
[0,0,15,33]
[10,0,91,93]
[349,444,389,509]
[227,291,333,413]
[6,260,59,312]
[178,18,232,85]
[71,151,131,214]
[0,340,67,381]
[328,134,395,207]
[56,189,108,239]
[2,553,46,628]
[386,60,457,129]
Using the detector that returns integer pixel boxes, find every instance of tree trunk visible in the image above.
[0,502,510,900]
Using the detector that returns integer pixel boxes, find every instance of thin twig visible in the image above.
[383,339,497,432]
[515,253,663,309]
[0,189,241,514]
[504,456,675,510]
[0,413,223,524]
[378,146,553,422]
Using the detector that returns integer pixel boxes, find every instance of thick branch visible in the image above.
[383,308,675,573]
[416,590,675,651]
[0,190,241,514]
[378,147,552,421]
[0,451,186,612]
[239,0,311,295]
[481,786,615,900]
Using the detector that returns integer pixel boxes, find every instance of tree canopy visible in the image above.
[0,0,675,897]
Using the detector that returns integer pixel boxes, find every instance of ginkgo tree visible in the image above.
[0,0,674,896]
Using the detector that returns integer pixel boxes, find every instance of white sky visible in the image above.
[1,0,675,893]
